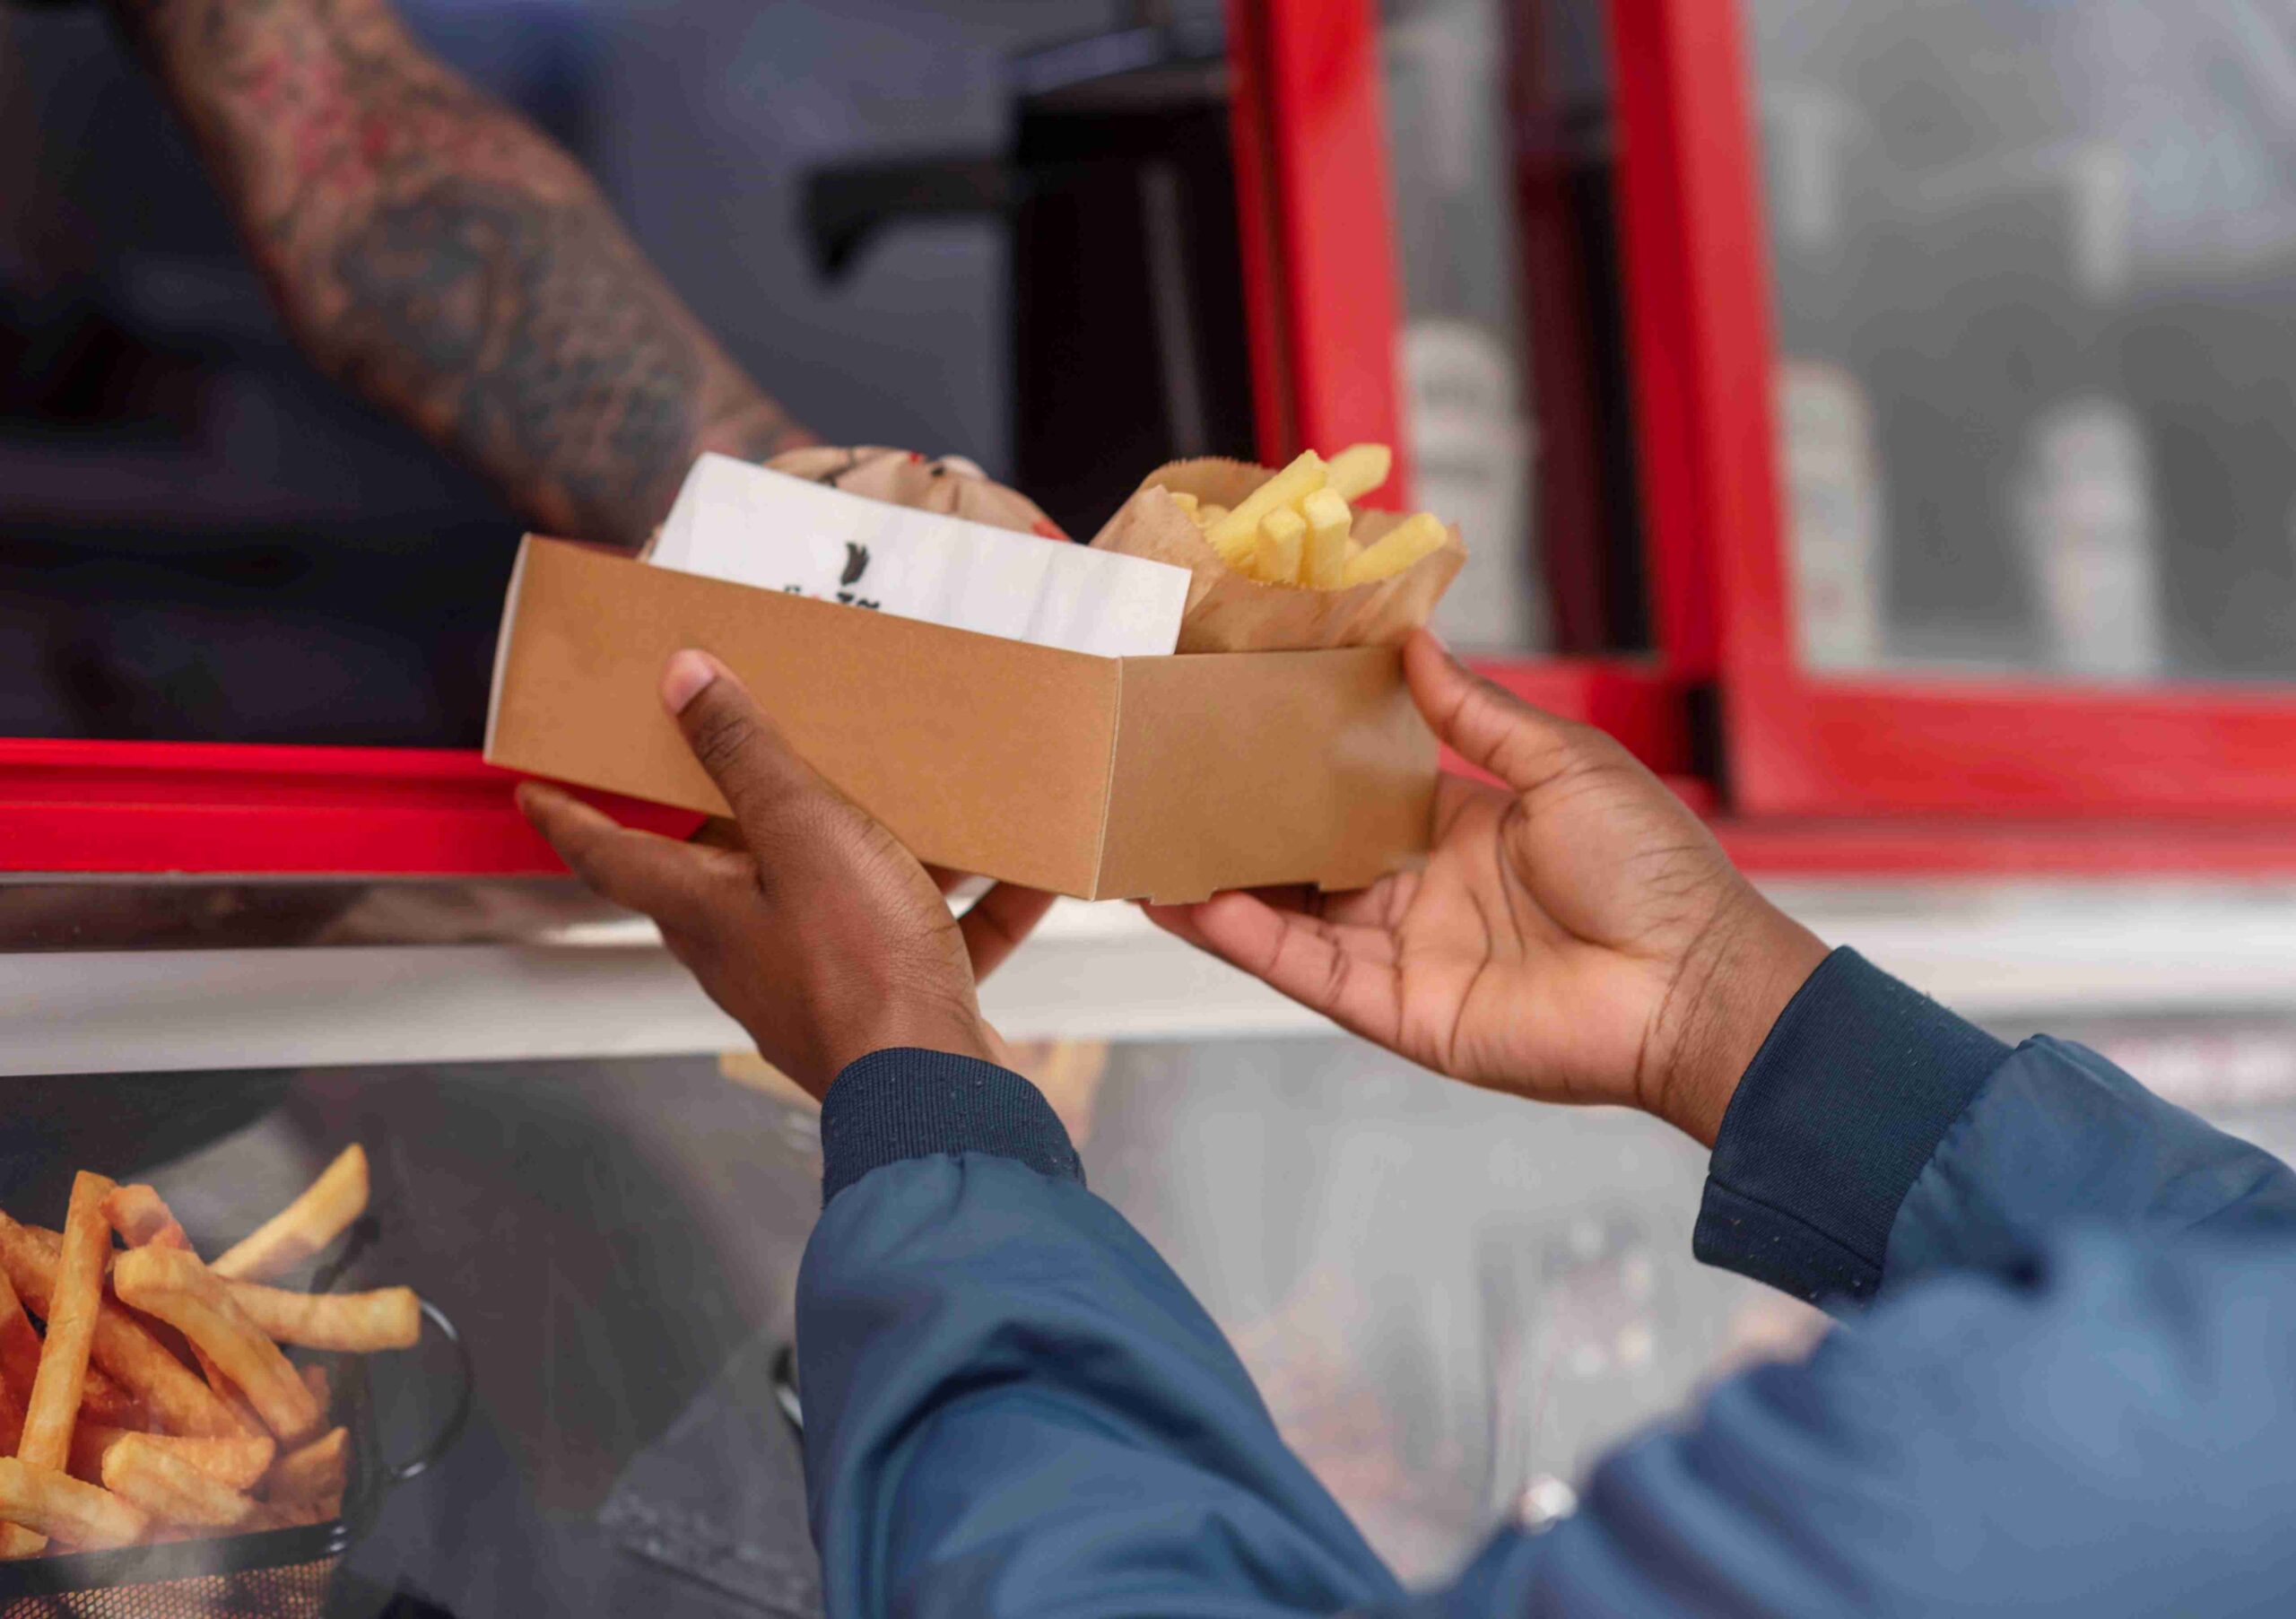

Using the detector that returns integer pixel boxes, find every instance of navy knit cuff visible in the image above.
[818,1048,1083,1207]
[1692,947,2007,1306]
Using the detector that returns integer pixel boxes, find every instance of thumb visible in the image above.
[662,650,833,848]
[1401,630,1581,794]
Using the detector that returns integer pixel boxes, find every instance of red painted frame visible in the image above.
[1222,0,1408,484]
[1232,0,1693,779]
[1718,819,2296,879]
[0,739,692,876]
[1610,0,2296,819]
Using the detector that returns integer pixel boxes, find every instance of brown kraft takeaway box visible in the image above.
[484,536,1438,903]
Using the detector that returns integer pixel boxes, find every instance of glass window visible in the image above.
[1750,1,2296,682]
[1382,0,1655,657]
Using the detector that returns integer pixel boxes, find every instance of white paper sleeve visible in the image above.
[651,454,1189,657]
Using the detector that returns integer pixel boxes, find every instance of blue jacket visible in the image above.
[793,950,2296,1615]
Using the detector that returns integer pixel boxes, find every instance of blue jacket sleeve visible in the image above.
[1692,947,2296,1310]
[796,955,2296,1618]
[795,1049,1405,1618]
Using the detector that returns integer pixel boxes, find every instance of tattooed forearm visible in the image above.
[328,178,717,543]
[110,0,813,547]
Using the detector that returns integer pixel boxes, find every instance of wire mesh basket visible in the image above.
[0,1298,470,1618]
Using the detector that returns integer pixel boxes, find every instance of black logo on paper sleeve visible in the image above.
[833,542,880,609]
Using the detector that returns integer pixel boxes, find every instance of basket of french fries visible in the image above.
[0,1147,471,1617]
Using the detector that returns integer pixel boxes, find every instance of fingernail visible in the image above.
[662,650,718,714]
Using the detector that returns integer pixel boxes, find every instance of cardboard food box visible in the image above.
[484,536,1439,903]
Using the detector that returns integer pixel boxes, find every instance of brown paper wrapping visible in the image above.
[1084,457,1465,653]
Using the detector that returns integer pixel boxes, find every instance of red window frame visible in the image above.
[0,740,687,876]
[1228,0,1693,785]
[1247,0,2296,875]
[1613,0,2296,822]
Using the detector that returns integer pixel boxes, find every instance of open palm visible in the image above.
[1146,634,1823,1145]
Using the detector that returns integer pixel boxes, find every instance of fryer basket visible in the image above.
[0,1298,470,1618]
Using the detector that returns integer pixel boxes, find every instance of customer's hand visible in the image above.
[518,651,1051,1100]
[1145,633,1826,1145]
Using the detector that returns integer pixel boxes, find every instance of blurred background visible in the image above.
[12,0,2296,1613]
[1752,0,2296,680]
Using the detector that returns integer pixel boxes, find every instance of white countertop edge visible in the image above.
[4,881,2296,1077]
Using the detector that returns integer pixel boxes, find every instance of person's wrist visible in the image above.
[1643,892,1828,1147]
[812,1005,997,1097]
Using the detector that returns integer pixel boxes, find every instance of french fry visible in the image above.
[1203,449,1325,566]
[191,1342,267,1440]
[64,1423,113,1485]
[0,1265,138,1430]
[0,1380,39,1569]
[187,1430,278,1493]
[0,1458,147,1550]
[111,1249,320,1443]
[1325,441,1393,501]
[222,1281,420,1354]
[265,1426,347,1518]
[1253,507,1306,585]
[1340,511,1450,587]
[100,1434,260,1529]
[1300,488,1353,588]
[69,1425,274,1493]
[1156,487,1198,517]
[90,1312,234,1441]
[258,1493,336,1530]
[0,1375,22,1459]
[1195,502,1229,528]
[103,1185,191,1252]
[211,1145,369,1284]
[0,1217,230,1438]
[103,1185,267,1440]
[20,1172,115,1474]
[0,1266,45,1403]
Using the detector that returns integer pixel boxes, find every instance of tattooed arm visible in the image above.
[110,0,813,547]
